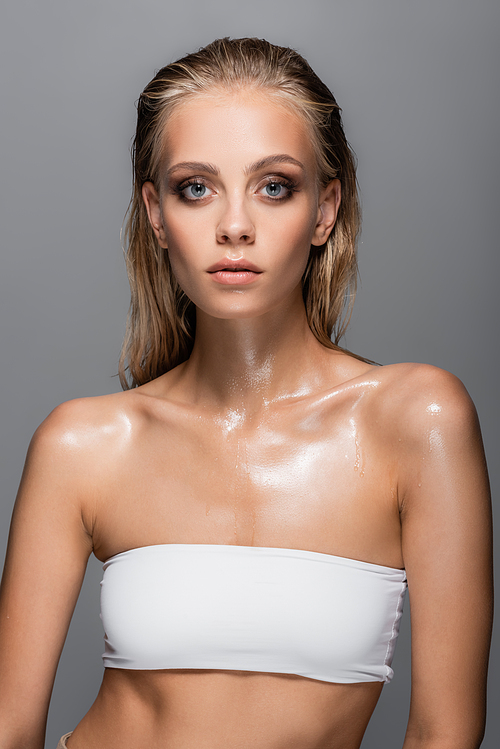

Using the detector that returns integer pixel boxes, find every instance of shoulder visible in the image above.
[26,375,184,470]
[371,363,488,512]
[17,389,160,529]
[31,391,129,446]
[335,356,477,428]
[26,389,152,473]
[346,361,484,491]
[372,362,479,440]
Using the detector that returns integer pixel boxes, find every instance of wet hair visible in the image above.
[119,37,361,389]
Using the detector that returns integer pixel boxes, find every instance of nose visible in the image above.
[216,194,255,245]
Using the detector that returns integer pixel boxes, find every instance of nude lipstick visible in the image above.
[207,258,263,285]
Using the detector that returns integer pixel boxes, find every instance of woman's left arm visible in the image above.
[398,365,493,749]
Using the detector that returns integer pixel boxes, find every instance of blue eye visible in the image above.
[258,179,296,201]
[183,182,208,199]
[265,182,284,197]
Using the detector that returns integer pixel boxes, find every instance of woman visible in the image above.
[0,38,492,749]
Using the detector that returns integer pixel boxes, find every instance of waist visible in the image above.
[69,667,382,749]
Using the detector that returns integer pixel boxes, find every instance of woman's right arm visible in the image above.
[0,401,95,749]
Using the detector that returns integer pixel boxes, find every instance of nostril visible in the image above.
[216,225,255,244]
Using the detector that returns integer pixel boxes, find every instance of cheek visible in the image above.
[161,212,198,273]
[268,208,317,273]
[165,245,197,299]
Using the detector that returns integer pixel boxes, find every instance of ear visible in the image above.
[311,179,341,247]
[142,181,168,248]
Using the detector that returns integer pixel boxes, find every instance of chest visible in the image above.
[92,400,401,564]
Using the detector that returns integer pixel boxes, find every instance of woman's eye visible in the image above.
[258,180,294,200]
[180,182,213,200]
[265,182,284,197]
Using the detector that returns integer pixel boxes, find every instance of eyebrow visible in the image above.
[166,161,219,177]
[244,154,306,175]
[166,154,305,178]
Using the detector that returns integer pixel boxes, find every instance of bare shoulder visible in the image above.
[24,388,156,490]
[30,390,134,455]
[370,362,489,519]
[373,361,479,441]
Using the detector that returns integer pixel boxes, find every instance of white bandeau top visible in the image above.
[100,544,407,684]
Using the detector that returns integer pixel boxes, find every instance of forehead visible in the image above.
[161,90,317,176]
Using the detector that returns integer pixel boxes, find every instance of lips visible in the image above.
[207,258,263,286]
[207,258,263,273]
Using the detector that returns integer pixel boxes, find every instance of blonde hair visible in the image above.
[119,37,361,389]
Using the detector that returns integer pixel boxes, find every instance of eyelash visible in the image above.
[260,177,297,202]
[172,179,212,203]
[171,176,298,203]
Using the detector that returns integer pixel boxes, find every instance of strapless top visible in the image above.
[100,544,407,684]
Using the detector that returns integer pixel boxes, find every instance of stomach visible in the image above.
[67,668,383,749]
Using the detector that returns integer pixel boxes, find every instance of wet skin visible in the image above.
[0,90,492,749]
[68,354,400,749]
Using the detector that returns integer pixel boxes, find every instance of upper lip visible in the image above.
[207,258,263,273]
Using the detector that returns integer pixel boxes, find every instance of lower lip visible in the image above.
[209,270,262,285]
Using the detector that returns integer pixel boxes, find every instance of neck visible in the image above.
[179,295,331,411]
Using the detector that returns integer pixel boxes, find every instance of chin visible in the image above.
[201,304,270,321]
[190,293,263,317]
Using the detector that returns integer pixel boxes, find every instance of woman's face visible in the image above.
[143,89,340,321]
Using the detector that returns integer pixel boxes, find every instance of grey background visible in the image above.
[0,1,498,747]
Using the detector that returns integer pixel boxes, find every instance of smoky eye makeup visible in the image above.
[169,177,215,202]
[167,169,301,204]
[258,175,299,202]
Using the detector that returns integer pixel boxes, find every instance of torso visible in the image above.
[67,354,410,749]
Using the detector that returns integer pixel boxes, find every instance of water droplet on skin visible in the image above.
[350,418,365,477]
[353,434,364,476]
[354,438,360,471]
